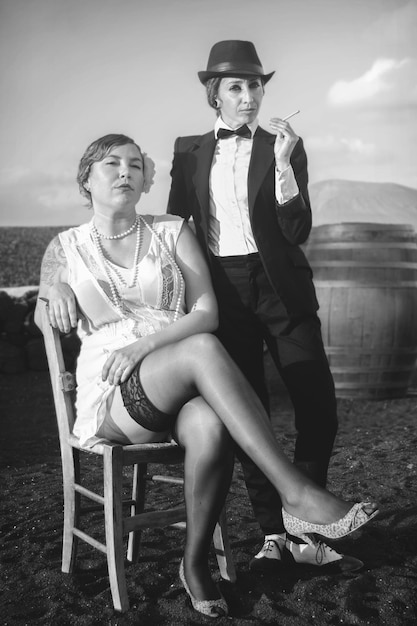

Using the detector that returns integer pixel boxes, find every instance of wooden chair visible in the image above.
[39,299,236,612]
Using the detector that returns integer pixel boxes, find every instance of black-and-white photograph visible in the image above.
[1,1,416,624]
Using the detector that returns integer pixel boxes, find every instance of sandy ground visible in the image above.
[1,369,417,625]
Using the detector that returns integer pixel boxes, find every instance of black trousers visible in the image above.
[211,253,338,535]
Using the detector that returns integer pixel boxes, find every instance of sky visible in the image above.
[0,0,416,226]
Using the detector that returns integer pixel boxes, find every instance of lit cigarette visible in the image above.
[283,109,300,121]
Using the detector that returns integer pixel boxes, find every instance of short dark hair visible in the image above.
[205,77,223,113]
[77,134,142,206]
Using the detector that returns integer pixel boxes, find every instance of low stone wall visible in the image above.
[0,287,80,374]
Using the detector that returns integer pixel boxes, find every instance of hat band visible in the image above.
[208,61,264,75]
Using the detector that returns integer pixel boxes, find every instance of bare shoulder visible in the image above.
[143,214,185,232]
[176,221,205,264]
[146,214,183,224]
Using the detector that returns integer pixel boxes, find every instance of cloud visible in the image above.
[339,137,375,156]
[364,1,417,54]
[0,167,78,209]
[305,132,417,191]
[0,166,86,225]
[328,58,412,107]
[0,167,37,185]
[0,157,172,225]
[307,135,376,157]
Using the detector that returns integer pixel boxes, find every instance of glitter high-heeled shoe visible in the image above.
[282,502,379,546]
[179,559,228,618]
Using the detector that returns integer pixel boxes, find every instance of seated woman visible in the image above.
[35,133,378,619]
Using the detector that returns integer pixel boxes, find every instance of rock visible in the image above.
[26,337,48,371]
[25,310,43,337]
[0,338,26,373]
[0,291,14,324]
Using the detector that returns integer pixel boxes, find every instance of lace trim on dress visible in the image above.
[161,261,175,310]
[76,242,102,276]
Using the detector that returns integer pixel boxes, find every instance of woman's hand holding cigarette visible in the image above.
[270,110,300,171]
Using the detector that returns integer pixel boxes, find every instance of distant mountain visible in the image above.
[309,180,417,229]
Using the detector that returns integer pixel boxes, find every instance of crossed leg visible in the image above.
[174,397,234,600]
[136,332,376,599]
[140,333,374,521]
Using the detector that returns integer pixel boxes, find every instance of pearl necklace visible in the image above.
[90,215,184,322]
[105,224,143,290]
[91,218,142,316]
[93,216,139,240]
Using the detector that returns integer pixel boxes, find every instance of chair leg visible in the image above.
[127,463,147,563]
[61,446,80,573]
[103,447,130,612]
[213,506,236,583]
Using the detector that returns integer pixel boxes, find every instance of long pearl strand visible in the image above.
[104,224,142,289]
[90,215,184,322]
[91,218,142,316]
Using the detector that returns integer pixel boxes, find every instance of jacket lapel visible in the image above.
[248,127,275,215]
[192,131,216,240]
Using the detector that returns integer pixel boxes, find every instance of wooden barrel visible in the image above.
[306,223,417,399]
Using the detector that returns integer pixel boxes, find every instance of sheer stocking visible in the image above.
[174,397,234,600]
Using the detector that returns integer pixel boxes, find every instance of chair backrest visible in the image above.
[39,299,77,450]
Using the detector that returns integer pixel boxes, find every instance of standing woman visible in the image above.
[168,40,362,572]
[36,134,377,619]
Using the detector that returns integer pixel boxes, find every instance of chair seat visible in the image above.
[69,432,185,460]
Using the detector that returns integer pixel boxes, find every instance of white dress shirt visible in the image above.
[208,117,299,256]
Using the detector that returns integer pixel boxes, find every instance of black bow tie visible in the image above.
[217,125,252,140]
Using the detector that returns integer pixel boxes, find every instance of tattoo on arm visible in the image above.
[40,236,67,286]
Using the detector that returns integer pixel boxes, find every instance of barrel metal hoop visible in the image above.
[334,381,410,389]
[309,242,417,250]
[310,261,417,269]
[314,281,417,288]
[330,366,415,373]
[325,346,417,355]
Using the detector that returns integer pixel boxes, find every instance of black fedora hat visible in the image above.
[198,40,275,84]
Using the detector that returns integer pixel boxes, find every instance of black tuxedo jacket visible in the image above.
[167,126,319,317]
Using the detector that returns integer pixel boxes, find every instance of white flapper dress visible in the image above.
[58,214,186,448]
